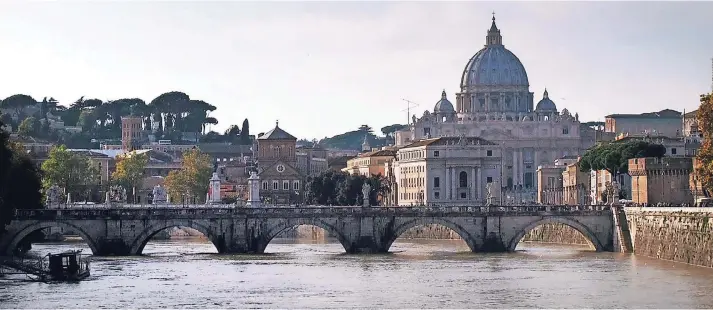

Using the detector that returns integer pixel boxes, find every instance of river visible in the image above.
[2,237,713,309]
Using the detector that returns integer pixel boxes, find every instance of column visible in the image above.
[477,167,482,202]
[533,150,539,190]
[471,167,476,200]
[444,167,450,201]
[518,149,523,187]
[451,167,457,200]
[512,149,517,187]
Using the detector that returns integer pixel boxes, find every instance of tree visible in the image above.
[305,171,391,206]
[17,116,37,137]
[112,152,149,203]
[579,140,666,179]
[696,93,713,193]
[41,145,100,201]
[163,149,213,203]
[224,124,240,145]
[381,124,407,137]
[1,94,37,120]
[240,118,250,145]
[0,119,43,235]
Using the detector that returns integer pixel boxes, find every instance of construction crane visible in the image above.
[401,98,419,125]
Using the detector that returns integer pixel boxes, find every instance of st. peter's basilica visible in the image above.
[395,16,597,193]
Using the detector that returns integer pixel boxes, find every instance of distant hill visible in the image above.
[316,125,392,151]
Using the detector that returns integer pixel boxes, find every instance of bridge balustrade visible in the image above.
[14,204,612,220]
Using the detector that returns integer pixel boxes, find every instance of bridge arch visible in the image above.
[385,217,477,252]
[259,218,351,253]
[507,217,602,252]
[129,220,222,255]
[2,221,99,255]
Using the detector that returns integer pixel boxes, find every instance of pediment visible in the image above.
[258,160,302,177]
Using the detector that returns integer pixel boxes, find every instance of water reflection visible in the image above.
[2,238,713,309]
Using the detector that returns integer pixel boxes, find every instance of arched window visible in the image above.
[459,171,468,188]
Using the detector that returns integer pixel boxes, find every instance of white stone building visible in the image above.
[394,136,502,206]
[395,17,596,194]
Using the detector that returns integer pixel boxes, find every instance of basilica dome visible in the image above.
[535,89,557,112]
[460,17,529,89]
[434,90,455,113]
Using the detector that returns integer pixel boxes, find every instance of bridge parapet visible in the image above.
[15,205,611,220]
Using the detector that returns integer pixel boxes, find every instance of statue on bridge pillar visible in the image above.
[152,185,167,204]
[362,183,371,207]
[247,171,261,207]
[45,185,62,208]
[208,172,222,204]
[107,185,127,204]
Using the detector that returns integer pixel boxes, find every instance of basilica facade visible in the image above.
[395,17,595,195]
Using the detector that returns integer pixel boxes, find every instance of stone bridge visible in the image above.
[0,205,614,256]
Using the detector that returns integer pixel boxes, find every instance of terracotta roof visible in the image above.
[402,137,497,148]
[327,155,354,166]
[257,122,297,140]
[357,149,397,158]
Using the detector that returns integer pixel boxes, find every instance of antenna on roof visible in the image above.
[401,98,419,126]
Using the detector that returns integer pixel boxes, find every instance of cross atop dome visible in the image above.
[486,13,502,46]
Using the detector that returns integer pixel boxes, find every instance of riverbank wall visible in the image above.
[623,207,713,268]
[520,223,591,245]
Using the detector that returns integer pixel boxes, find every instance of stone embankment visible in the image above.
[624,207,713,268]
[520,223,591,245]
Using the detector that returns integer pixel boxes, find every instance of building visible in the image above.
[295,145,328,176]
[342,149,397,177]
[537,165,564,205]
[394,17,595,195]
[629,157,693,205]
[198,143,253,164]
[66,149,114,186]
[535,156,577,204]
[121,116,144,151]
[604,109,683,138]
[562,160,591,205]
[394,136,502,206]
[327,155,354,171]
[256,121,303,204]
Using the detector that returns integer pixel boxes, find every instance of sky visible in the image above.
[1,1,712,140]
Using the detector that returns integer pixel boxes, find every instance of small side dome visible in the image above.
[434,90,455,113]
[535,88,557,112]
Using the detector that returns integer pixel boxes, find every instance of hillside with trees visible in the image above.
[316,124,405,151]
[0,92,253,148]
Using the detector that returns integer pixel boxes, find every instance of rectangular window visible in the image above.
[671,148,677,155]
[562,127,569,135]
[272,181,279,190]
[486,177,493,183]
[487,150,493,156]
[434,177,440,188]
[293,181,300,191]
[283,181,289,190]
[460,192,466,199]
[434,192,440,199]
[434,151,440,157]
